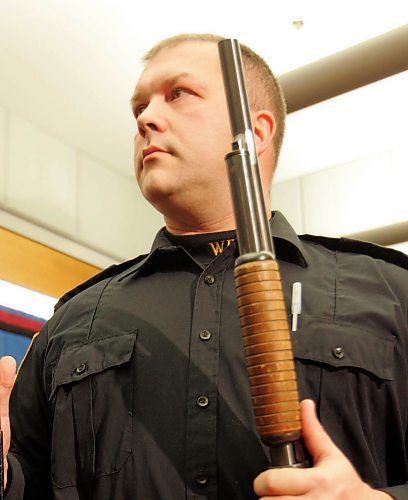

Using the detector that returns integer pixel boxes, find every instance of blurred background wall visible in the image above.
[0,2,407,290]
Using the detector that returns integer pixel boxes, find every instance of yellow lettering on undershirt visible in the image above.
[209,239,235,256]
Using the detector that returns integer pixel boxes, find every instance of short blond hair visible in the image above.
[142,33,287,164]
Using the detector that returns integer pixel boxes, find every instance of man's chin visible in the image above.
[139,181,177,207]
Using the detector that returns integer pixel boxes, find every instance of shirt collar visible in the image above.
[270,211,308,267]
[123,211,308,280]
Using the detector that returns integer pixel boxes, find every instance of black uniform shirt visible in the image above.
[7,212,408,499]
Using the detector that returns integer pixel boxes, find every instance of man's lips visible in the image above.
[142,145,169,160]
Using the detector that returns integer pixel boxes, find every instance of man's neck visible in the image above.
[164,212,237,235]
[161,196,271,236]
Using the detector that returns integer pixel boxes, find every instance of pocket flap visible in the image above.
[293,316,393,381]
[51,331,137,399]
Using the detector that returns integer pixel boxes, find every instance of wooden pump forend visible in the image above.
[218,39,308,468]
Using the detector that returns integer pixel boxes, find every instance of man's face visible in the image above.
[131,41,232,213]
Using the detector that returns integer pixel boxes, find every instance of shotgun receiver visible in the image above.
[218,39,308,468]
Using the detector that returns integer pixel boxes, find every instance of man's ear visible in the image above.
[252,110,276,157]
[252,110,277,197]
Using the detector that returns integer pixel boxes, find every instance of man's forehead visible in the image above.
[133,71,196,102]
[133,41,220,97]
[147,42,218,73]
[150,39,219,62]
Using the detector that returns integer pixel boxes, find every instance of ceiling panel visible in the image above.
[276,70,408,182]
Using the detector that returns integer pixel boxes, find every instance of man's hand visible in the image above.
[0,356,17,489]
[254,399,392,499]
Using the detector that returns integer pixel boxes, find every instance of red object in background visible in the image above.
[0,306,45,338]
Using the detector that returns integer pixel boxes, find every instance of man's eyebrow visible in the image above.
[130,72,202,106]
[130,91,142,107]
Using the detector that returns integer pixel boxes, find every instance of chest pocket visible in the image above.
[293,315,393,380]
[292,315,394,438]
[50,331,137,488]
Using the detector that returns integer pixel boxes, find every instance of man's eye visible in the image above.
[135,104,147,118]
[171,88,190,100]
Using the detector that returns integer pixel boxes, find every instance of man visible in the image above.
[1,34,407,499]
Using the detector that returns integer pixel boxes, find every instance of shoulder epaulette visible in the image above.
[300,234,408,271]
[54,254,148,312]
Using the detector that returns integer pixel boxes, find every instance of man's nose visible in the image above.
[137,100,167,137]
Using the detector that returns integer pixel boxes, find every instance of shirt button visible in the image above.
[204,275,215,285]
[197,395,209,408]
[75,363,87,374]
[195,471,208,486]
[199,330,212,341]
[332,347,345,359]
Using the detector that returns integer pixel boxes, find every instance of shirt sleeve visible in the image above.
[381,484,408,499]
[8,326,53,499]
[5,453,25,499]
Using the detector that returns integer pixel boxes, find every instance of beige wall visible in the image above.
[1,102,407,264]
[271,145,408,245]
[0,106,163,265]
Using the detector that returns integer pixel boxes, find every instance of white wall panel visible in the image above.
[331,152,393,234]
[270,177,303,233]
[6,115,77,235]
[302,151,395,236]
[299,167,338,236]
[391,145,408,220]
[77,155,162,260]
[0,106,6,205]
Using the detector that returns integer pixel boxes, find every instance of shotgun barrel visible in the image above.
[218,38,308,467]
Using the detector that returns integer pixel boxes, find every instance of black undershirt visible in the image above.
[165,229,237,267]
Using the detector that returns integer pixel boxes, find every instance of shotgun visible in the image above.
[218,39,309,468]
